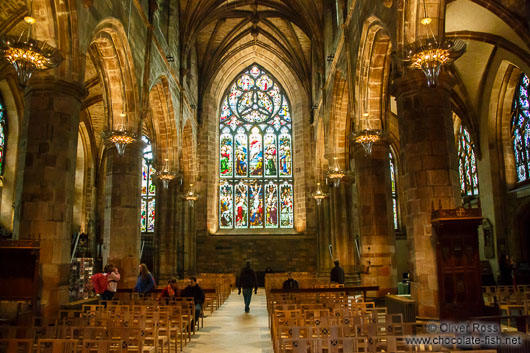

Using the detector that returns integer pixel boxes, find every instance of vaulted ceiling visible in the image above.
[178,0,323,96]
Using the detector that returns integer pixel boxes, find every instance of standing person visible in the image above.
[282,272,299,289]
[499,254,515,285]
[238,261,258,313]
[330,259,345,284]
[134,263,156,295]
[182,277,205,325]
[101,264,120,301]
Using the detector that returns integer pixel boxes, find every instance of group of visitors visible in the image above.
[95,259,346,320]
[94,263,204,324]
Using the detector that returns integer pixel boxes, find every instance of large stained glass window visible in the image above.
[141,136,156,233]
[219,65,294,230]
[0,94,6,176]
[457,124,479,196]
[389,150,398,230]
[511,73,530,183]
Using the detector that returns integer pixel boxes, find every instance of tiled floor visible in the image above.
[182,290,273,353]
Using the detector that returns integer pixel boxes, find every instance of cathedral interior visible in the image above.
[0,0,529,351]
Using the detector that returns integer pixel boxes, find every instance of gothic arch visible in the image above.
[328,72,350,170]
[87,18,141,132]
[148,77,178,169]
[200,47,310,233]
[355,17,392,132]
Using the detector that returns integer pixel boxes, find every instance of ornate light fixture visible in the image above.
[311,182,328,206]
[102,126,138,157]
[156,159,177,188]
[326,157,345,187]
[353,129,381,156]
[184,183,199,207]
[0,16,64,87]
[397,0,466,87]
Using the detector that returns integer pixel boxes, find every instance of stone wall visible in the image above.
[195,232,317,274]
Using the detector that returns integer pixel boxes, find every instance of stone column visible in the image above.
[354,142,397,296]
[184,200,197,275]
[13,78,86,315]
[158,181,178,280]
[316,197,332,277]
[329,180,357,277]
[392,72,461,318]
[102,143,142,287]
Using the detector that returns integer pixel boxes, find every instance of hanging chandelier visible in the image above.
[311,182,329,206]
[397,1,466,87]
[156,159,177,188]
[102,126,138,157]
[184,183,199,207]
[326,157,345,187]
[353,129,381,156]
[0,16,63,87]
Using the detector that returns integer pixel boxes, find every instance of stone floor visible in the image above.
[182,290,273,353]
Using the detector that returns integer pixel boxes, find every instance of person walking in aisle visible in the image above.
[330,259,345,284]
[238,260,258,313]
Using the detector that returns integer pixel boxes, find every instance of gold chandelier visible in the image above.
[398,1,466,87]
[184,183,199,206]
[102,127,138,156]
[311,182,329,206]
[326,157,345,187]
[353,129,381,156]
[0,15,63,87]
[156,159,177,188]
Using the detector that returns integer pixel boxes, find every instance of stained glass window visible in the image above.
[219,65,294,230]
[389,150,398,230]
[0,94,6,176]
[141,136,156,233]
[511,73,530,183]
[457,124,479,196]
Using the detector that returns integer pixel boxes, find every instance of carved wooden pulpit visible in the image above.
[431,206,484,320]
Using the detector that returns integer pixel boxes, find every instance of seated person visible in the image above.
[160,277,179,301]
[282,272,299,289]
[181,277,205,324]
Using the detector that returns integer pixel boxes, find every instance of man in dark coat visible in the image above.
[282,272,299,289]
[330,259,345,284]
[182,277,205,324]
[238,260,258,313]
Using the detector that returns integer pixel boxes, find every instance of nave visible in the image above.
[183,291,272,353]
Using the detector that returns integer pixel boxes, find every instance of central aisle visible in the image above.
[183,290,273,353]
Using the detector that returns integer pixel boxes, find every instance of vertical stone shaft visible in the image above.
[330,182,356,275]
[158,182,178,280]
[355,143,396,295]
[103,143,142,287]
[13,78,85,315]
[393,74,461,318]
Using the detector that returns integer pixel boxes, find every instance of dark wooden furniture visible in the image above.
[431,206,484,320]
[270,285,380,301]
[0,240,40,317]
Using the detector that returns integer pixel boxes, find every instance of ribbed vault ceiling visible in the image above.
[178,0,323,96]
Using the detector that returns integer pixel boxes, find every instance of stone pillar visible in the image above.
[392,72,461,318]
[158,181,178,280]
[184,200,197,275]
[13,78,86,315]
[329,181,356,276]
[354,142,397,295]
[316,197,333,276]
[102,143,142,287]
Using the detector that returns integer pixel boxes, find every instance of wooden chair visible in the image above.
[0,338,34,353]
[36,339,78,353]
[80,339,124,353]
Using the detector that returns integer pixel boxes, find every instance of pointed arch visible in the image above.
[148,76,178,169]
[355,17,392,133]
[87,18,140,132]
